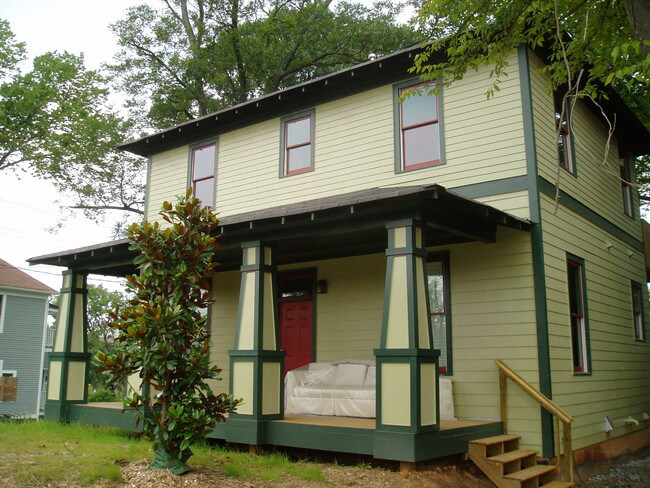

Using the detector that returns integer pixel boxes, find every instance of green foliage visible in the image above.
[411,0,649,100]
[97,190,240,469]
[108,0,419,128]
[0,19,145,228]
[86,284,131,393]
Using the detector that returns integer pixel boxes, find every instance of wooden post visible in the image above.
[555,417,561,471]
[562,422,573,482]
[499,369,507,433]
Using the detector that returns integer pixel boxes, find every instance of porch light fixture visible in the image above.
[316,280,328,294]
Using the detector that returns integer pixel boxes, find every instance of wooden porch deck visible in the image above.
[73,402,502,462]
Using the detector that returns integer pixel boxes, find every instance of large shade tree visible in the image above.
[108,0,420,128]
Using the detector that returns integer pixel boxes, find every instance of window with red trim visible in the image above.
[284,113,313,175]
[631,281,645,341]
[426,255,451,374]
[191,143,216,207]
[399,82,441,171]
[567,258,590,373]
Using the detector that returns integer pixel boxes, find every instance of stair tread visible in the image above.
[540,481,574,488]
[469,434,521,446]
[487,449,538,463]
[503,464,556,481]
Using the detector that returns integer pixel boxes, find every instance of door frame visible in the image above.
[277,268,317,369]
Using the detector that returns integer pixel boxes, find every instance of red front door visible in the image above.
[279,274,314,372]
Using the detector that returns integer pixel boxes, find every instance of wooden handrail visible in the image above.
[496,359,574,482]
[496,360,573,424]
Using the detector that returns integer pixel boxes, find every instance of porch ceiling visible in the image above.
[28,185,531,276]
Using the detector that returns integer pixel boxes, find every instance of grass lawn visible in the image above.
[0,420,324,487]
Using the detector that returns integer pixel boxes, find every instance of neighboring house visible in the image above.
[0,258,54,418]
[30,43,649,475]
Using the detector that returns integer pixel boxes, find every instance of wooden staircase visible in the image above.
[468,434,574,488]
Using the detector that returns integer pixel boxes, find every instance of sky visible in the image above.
[0,0,145,291]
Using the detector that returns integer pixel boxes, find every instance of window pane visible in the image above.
[427,259,448,373]
[192,144,215,180]
[403,124,439,168]
[194,178,214,206]
[287,145,311,173]
[401,87,437,127]
[286,117,311,147]
[281,276,313,298]
[567,263,582,315]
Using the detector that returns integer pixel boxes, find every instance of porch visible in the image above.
[69,401,503,461]
[29,184,530,463]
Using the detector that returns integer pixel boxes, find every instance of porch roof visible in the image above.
[28,184,531,276]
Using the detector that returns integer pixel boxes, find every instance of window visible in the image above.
[566,256,591,373]
[621,155,635,218]
[281,111,314,176]
[427,254,451,374]
[554,92,575,174]
[396,81,442,171]
[190,142,216,207]
[631,281,645,341]
[0,294,5,333]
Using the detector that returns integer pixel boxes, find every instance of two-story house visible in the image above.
[0,258,54,418]
[30,43,649,479]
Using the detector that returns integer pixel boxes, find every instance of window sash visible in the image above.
[632,282,645,341]
[285,115,312,175]
[426,256,450,374]
[191,143,216,207]
[567,259,589,373]
[621,157,634,217]
[399,83,441,171]
[555,93,574,173]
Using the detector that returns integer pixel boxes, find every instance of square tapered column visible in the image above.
[227,242,285,445]
[45,270,90,422]
[374,220,440,462]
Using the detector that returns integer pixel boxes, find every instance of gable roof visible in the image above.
[118,44,650,158]
[0,258,55,294]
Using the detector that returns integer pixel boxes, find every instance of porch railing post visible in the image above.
[499,368,507,434]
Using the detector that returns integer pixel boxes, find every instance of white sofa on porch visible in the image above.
[284,360,455,420]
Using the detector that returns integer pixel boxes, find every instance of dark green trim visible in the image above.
[566,253,593,374]
[393,79,445,174]
[538,176,644,252]
[518,45,554,458]
[68,405,142,431]
[279,109,315,178]
[228,355,285,422]
[450,175,528,200]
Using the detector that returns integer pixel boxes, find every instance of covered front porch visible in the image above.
[29,184,530,463]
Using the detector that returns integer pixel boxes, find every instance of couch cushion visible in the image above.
[294,385,375,400]
[331,363,367,386]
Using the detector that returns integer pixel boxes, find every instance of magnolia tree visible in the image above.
[97,190,240,473]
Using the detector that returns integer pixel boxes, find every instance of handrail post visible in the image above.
[555,417,561,472]
[499,368,508,433]
[562,421,573,482]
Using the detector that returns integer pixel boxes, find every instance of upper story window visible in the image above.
[281,111,314,176]
[396,81,442,172]
[620,154,635,218]
[0,294,5,334]
[426,253,452,374]
[554,92,575,174]
[567,255,591,374]
[190,142,216,207]
[631,281,645,341]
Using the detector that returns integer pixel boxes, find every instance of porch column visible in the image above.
[227,241,285,445]
[45,270,90,422]
[374,219,440,462]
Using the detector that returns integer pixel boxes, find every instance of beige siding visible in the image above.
[435,227,542,451]
[280,254,385,362]
[146,54,529,220]
[528,51,640,239]
[475,190,531,220]
[540,193,650,450]
[146,146,190,221]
